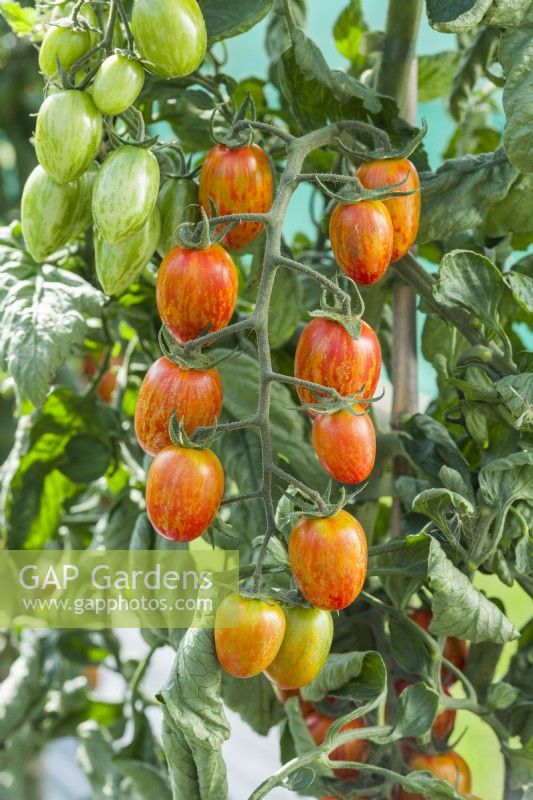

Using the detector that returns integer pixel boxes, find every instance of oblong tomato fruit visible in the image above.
[156,244,238,344]
[39,20,92,77]
[199,143,273,250]
[408,609,468,686]
[145,445,224,541]
[92,54,145,115]
[357,159,421,262]
[288,509,367,611]
[131,0,207,78]
[269,685,314,717]
[157,177,199,256]
[294,318,381,412]
[35,90,103,185]
[214,594,286,679]
[21,165,81,262]
[70,163,97,238]
[312,409,376,484]
[397,750,472,800]
[95,208,160,296]
[305,711,368,778]
[265,606,333,690]
[134,356,223,455]
[93,145,160,243]
[330,200,393,285]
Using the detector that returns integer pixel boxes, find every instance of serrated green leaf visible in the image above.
[501,17,533,172]
[485,173,533,236]
[449,27,499,122]
[418,51,462,102]
[506,271,533,314]
[158,629,229,800]
[391,683,439,738]
[484,0,531,25]
[333,0,368,64]
[496,373,533,430]
[221,673,285,736]
[0,1,36,36]
[113,759,172,799]
[487,681,519,710]
[412,488,475,544]
[0,260,103,406]
[418,150,518,244]
[433,249,504,334]
[301,651,386,708]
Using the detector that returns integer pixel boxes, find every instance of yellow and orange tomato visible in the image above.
[330,199,393,285]
[357,158,421,263]
[397,750,472,800]
[312,408,376,485]
[145,445,224,541]
[156,244,238,344]
[294,318,382,412]
[215,594,286,679]
[199,143,273,250]
[134,357,223,456]
[265,606,333,690]
[288,510,368,611]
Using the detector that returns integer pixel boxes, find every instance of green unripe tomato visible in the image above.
[156,177,199,256]
[38,19,92,77]
[131,0,207,78]
[92,145,160,243]
[35,90,103,185]
[96,208,161,295]
[21,165,82,262]
[92,55,145,115]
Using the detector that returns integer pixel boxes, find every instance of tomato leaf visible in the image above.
[501,10,533,172]
[425,0,492,32]
[449,28,499,122]
[0,1,36,37]
[391,683,439,739]
[220,673,285,736]
[301,651,387,710]
[0,257,103,407]
[433,250,505,336]
[400,771,464,798]
[158,629,230,800]
[418,51,462,103]
[198,0,273,43]
[333,0,368,66]
[484,0,532,25]
[426,536,520,643]
[390,618,435,679]
[412,488,475,546]
[113,759,172,798]
[268,267,303,349]
[505,272,533,314]
[418,150,518,244]
[77,720,122,798]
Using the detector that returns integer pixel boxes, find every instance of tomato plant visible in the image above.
[0,0,531,799]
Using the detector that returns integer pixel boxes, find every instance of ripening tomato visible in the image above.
[330,200,393,285]
[288,510,368,611]
[312,409,376,485]
[199,143,273,250]
[135,357,223,456]
[396,750,472,800]
[90,356,123,404]
[294,318,381,412]
[95,208,161,296]
[357,159,421,262]
[305,710,368,779]
[214,594,286,679]
[156,244,238,344]
[35,91,103,185]
[157,177,199,256]
[265,606,333,690]
[92,55,145,116]
[408,609,468,686]
[22,166,81,262]
[145,445,224,541]
[93,145,160,243]
[131,0,207,78]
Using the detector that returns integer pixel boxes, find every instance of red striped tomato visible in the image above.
[312,409,376,484]
[135,357,223,456]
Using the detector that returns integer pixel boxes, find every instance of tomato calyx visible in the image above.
[158,324,237,372]
[308,280,365,340]
[210,93,257,150]
[277,484,367,528]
